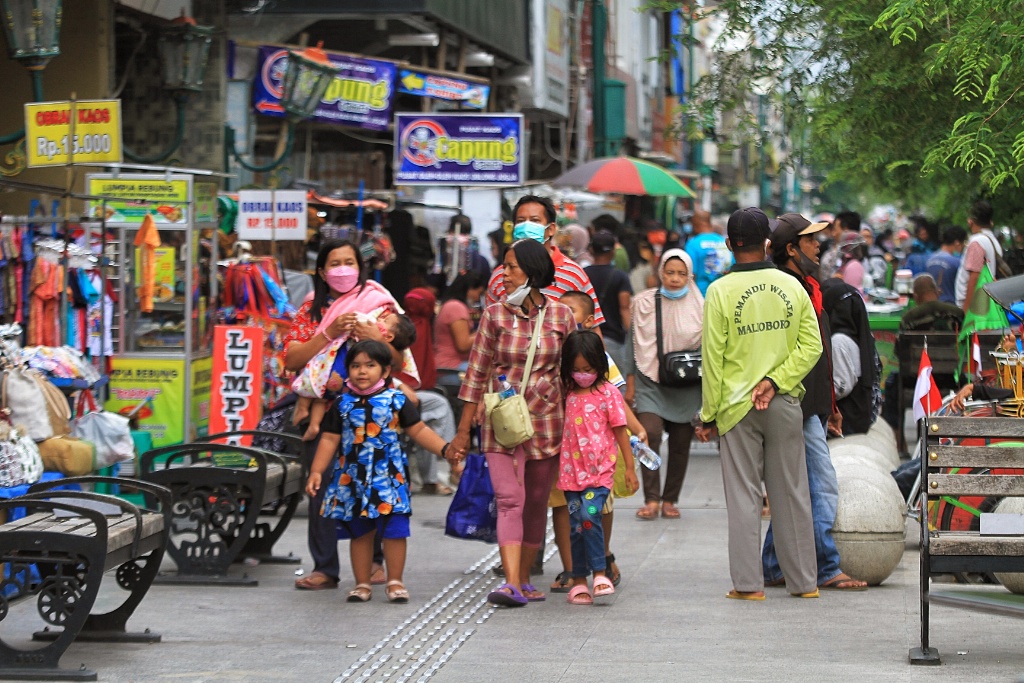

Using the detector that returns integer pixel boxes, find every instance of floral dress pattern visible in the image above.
[320,388,418,521]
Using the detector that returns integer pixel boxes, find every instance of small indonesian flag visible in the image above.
[971,332,982,378]
[913,349,942,422]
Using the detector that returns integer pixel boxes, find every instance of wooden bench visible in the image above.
[0,476,171,681]
[910,416,1024,665]
[139,436,303,586]
[895,331,1003,453]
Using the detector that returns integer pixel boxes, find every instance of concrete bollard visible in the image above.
[832,472,907,586]
[836,434,901,470]
[993,497,1024,595]
[829,442,895,475]
[868,419,898,449]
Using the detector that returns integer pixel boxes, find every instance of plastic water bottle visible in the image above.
[498,374,516,400]
[630,435,661,471]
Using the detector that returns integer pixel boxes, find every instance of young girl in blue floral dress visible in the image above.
[306,340,456,603]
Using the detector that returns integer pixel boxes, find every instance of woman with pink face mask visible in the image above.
[284,238,405,591]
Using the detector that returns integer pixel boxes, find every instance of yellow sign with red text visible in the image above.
[25,99,123,167]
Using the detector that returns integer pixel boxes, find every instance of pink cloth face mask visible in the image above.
[324,265,359,294]
[572,371,598,388]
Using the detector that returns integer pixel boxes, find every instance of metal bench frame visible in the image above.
[139,438,303,586]
[911,416,1024,665]
[0,477,171,681]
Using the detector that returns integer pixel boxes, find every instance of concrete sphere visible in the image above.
[993,497,1024,595]
[840,434,900,469]
[829,442,894,475]
[831,458,900,491]
[832,472,906,586]
[868,419,898,449]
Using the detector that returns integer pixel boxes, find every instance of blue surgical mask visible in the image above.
[513,221,548,242]
[660,285,689,300]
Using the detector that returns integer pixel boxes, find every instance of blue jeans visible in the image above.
[565,487,609,578]
[762,415,841,585]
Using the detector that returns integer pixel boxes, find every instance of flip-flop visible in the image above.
[550,570,573,593]
[520,583,546,602]
[661,503,681,519]
[370,564,386,585]
[567,584,593,605]
[635,505,658,521]
[487,583,528,607]
[819,574,868,591]
[791,589,820,598]
[605,555,621,587]
[726,590,766,601]
[593,575,615,599]
[295,571,339,590]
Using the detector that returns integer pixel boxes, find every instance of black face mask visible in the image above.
[793,248,820,280]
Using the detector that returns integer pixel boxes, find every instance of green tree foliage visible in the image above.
[647,0,1024,225]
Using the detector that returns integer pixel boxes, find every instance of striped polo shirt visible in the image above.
[485,246,606,325]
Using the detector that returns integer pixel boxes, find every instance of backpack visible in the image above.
[982,232,1013,279]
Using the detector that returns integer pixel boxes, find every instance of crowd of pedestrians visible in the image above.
[282,192,1016,607]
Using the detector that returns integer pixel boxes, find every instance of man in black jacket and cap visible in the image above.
[763,213,868,591]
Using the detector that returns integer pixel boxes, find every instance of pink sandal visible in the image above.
[566,584,593,605]
[593,575,615,599]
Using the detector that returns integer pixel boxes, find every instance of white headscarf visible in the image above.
[630,249,704,383]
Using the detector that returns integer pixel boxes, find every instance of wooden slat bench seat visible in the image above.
[139,433,304,586]
[911,416,1024,665]
[0,477,171,681]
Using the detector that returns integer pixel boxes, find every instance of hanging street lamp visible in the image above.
[124,11,214,163]
[225,41,340,183]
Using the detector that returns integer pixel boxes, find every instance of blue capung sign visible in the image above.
[393,113,524,186]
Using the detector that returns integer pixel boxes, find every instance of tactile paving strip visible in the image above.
[333,531,557,683]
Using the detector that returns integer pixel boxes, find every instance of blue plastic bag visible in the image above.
[445,453,497,543]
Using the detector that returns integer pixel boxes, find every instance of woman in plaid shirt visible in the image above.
[451,239,576,607]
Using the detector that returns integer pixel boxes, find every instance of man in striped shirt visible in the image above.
[486,194,606,326]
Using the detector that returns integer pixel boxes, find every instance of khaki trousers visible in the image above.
[719,393,817,594]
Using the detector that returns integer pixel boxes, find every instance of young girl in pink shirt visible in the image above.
[558,330,638,605]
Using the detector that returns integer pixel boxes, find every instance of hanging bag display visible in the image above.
[655,291,702,387]
[482,306,545,448]
[69,390,135,470]
[0,415,44,488]
[1,365,71,442]
[445,449,498,543]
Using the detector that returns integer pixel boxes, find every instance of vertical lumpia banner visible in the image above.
[210,326,264,446]
[252,46,395,131]
[393,113,524,186]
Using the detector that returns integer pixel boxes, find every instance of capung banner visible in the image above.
[252,46,395,131]
[393,113,524,186]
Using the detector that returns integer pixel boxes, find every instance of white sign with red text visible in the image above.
[236,189,307,241]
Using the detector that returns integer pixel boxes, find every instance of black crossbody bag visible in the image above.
[655,290,702,387]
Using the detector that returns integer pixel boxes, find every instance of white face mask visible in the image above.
[505,282,531,306]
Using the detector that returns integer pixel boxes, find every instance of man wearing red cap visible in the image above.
[696,207,821,600]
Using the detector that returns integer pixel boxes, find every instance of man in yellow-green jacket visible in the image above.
[695,207,822,601]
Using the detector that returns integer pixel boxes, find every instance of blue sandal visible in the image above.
[487,583,528,607]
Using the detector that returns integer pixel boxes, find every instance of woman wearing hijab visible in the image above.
[821,279,881,435]
[564,224,593,268]
[623,249,704,520]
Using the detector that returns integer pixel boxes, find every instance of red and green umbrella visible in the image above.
[551,156,697,198]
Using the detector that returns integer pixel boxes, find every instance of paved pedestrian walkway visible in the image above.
[16,448,1024,682]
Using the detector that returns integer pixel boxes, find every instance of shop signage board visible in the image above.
[393,113,524,186]
[252,46,396,131]
[106,358,186,447]
[397,69,489,109]
[87,176,190,224]
[24,99,123,167]
[209,326,264,446]
[530,0,570,118]
[236,189,307,240]
[194,182,219,223]
[190,356,212,440]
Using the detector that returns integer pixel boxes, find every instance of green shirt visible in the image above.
[699,262,823,434]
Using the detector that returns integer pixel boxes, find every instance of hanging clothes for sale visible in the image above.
[134,213,161,313]
[27,258,62,347]
[220,257,294,322]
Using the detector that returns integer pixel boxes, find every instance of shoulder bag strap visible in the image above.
[520,304,546,390]
[654,290,665,365]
